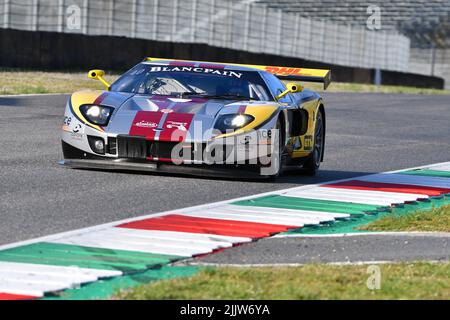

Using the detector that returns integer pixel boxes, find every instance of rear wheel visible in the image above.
[303,110,324,175]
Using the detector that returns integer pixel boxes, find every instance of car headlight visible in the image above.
[215,114,254,133]
[79,104,114,126]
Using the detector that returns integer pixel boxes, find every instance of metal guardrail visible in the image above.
[0,0,410,72]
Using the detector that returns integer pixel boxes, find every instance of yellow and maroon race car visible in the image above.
[60,57,330,179]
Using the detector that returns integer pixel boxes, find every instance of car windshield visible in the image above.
[110,63,273,101]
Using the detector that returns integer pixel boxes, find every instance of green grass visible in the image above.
[0,69,118,95]
[0,69,448,95]
[116,262,450,299]
[359,205,450,232]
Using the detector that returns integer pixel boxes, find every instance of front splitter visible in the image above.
[59,159,269,179]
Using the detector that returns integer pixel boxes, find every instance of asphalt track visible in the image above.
[194,233,450,265]
[0,92,449,263]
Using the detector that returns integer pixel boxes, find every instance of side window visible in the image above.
[261,73,293,103]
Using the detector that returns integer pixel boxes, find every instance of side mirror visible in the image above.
[275,82,303,101]
[88,69,111,90]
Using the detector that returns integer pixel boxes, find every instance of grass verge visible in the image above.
[0,70,118,95]
[116,262,450,299]
[0,69,448,95]
[359,205,450,233]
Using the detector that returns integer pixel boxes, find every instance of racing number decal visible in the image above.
[63,116,72,126]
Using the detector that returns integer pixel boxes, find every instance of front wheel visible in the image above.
[261,118,283,179]
[303,110,324,175]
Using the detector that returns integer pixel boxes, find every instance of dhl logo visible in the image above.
[264,66,303,76]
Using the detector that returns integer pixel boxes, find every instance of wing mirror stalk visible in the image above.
[275,82,303,101]
[88,69,111,90]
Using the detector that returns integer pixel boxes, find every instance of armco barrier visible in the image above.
[0,29,444,89]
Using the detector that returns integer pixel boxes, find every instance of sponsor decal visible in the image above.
[304,135,313,150]
[129,111,165,140]
[70,132,83,140]
[148,66,242,79]
[265,66,303,76]
[166,121,188,132]
[134,120,158,128]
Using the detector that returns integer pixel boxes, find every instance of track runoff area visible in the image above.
[1,160,450,300]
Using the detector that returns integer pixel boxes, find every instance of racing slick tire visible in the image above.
[264,118,283,180]
[303,109,324,176]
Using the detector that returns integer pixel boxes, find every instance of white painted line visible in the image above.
[108,228,241,247]
[52,237,200,257]
[180,211,307,227]
[115,229,253,244]
[0,261,122,297]
[272,231,450,238]
[181,260,447,268]
[425,164,450,172]
[0,280,71,297]
[285,187,426,205]
[51,229,219,256]
[206,204,349,221]
[283,191,394,206]
[0,271,94,287]
[0,261,121,278]
[85,227,234,248]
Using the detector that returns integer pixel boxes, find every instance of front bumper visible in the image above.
[61,138,276,178]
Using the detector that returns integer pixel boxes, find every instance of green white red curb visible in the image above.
[1,161,450,300]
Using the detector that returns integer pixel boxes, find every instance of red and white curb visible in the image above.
[1,161,450,299]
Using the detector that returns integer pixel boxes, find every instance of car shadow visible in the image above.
[71,165,374,186]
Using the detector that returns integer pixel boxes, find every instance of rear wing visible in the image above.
[232,64,331,90]
[145,57,332,90]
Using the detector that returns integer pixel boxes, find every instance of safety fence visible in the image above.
[0,0,410,72]
[409,48,450,89]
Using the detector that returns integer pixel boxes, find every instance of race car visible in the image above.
[60,57,330,178]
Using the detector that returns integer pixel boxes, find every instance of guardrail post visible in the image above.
[243,3,250,51]
[374,68,382,86]
[57,0,64,32]
[277,9,282,55]
[260,5,267,53]
[292,13,300,57]
[208,0,215,44]
[31,0,39,31]
[82,0,88,34]
[225,0,232,48]
[171,0,178,41]
[152,0,158,39]
[3,0,9,28]
[190,0,197,42]
[130,0,137,38]
[431,45,436,76]
[107,0,114,35]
